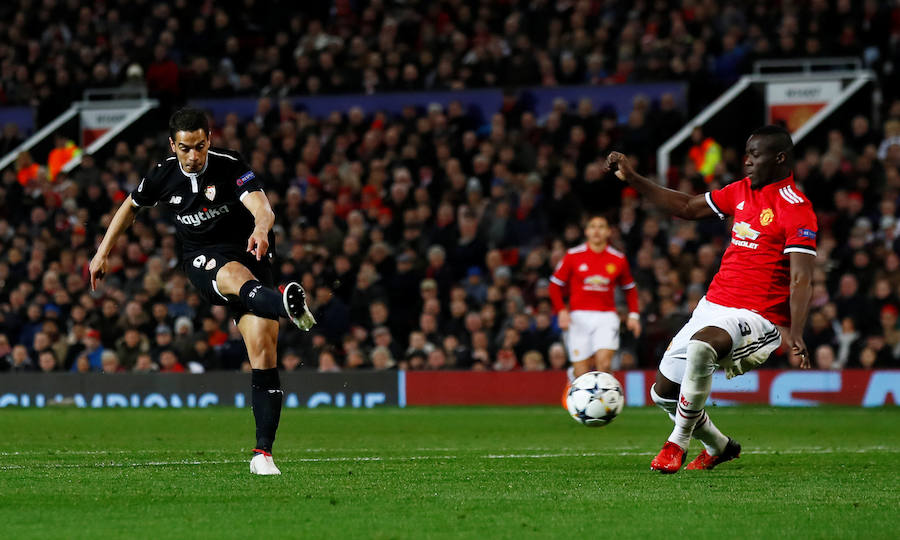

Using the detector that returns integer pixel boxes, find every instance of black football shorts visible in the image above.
[183,244,275,321]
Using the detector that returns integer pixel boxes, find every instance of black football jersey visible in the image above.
[130,147,266,253]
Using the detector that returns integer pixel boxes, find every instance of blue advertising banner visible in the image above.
[0,106,35,135]
[191,82,686,126]
[0,372,399,409]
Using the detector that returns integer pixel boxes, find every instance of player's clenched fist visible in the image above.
[606,152,632,181]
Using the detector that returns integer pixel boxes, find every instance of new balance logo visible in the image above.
[779,186,804,204]
[169,195,182,204]
[176,204,230,226]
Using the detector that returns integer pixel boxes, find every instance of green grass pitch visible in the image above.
[1,406,898,539]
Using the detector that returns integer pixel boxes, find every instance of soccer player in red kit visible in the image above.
[549,214,641,377]
[607,125,816,473]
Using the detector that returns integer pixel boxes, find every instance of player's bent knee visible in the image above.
[685,340,718,379]
[690,326,732,359]
[215,262,256,296]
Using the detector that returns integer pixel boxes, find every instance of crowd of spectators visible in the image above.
[3,91,900,374]
[1,1,900,374]
[1,1,899,127]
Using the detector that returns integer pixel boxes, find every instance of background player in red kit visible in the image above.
[549,214,641,377]
[607,125,816,473]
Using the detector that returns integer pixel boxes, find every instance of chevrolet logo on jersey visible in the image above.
[583,274,611,290]
[732,221,760,249]
[733,221,760,240]
[177,204,230,226]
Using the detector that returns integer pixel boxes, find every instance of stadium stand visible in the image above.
[1,1,899,373]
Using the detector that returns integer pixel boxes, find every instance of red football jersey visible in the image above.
[549,244,639,314]
[704,174,817,326]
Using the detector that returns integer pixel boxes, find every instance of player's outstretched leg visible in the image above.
[237,279,316,331]
[217,262,315,330]
[652,330,729,473]
[651,379,732,468]
[239,315,283,475]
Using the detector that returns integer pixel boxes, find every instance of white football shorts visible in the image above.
[659,296,782,382]
[563,310,621,362]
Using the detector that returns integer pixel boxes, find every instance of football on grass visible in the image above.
[566,371,624,427]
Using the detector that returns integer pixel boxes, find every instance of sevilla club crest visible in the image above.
[204,185,216,201]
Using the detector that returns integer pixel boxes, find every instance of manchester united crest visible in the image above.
[204,185,216,201]
[606,263,617,274]
[760,208,774,226]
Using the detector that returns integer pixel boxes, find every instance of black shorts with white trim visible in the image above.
[182,245,274,321]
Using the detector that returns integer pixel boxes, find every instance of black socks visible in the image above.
[251,368,283,453]
[239,280,287,320]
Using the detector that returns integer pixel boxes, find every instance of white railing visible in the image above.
[0,88,157,174]
[656,62,876,182]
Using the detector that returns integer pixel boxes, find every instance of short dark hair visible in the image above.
[168,108,210,140]
[751,124,794,164]
[583,211,617,227]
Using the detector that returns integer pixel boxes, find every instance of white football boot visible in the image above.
[281,282,316,331]
[250,452,282,475]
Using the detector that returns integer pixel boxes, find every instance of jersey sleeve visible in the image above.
[782,204,817,256]
[130,164,165,208]
[548,255,572,313]
[550,254,571,289]
[230,153,263,202]
[616,258,635,291]
[705,180,743,220]
[616,259,640,314]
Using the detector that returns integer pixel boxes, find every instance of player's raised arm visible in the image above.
[241,190,275,261]
[786,251,815,368]
[606,152,715,220]
[89,194,138,291]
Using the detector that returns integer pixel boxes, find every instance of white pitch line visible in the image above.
[1,446,897,471]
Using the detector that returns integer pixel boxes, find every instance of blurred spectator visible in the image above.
[522,350,546,371]
[116,327,149,370]
[37,349,59,373]
[133,353,158,373]
[318,348,341,372]
[814,345,837,370]
[101,350,125,373]
[280,349,303,372]
[370,346,395,371]
[158,349,185,373]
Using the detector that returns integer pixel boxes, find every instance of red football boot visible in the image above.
[650,441,687,474]
[686,438,741,470]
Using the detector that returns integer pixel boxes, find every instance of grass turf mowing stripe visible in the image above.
[2,445,898,470]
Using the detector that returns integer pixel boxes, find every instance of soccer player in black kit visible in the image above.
[89,108,315,475]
